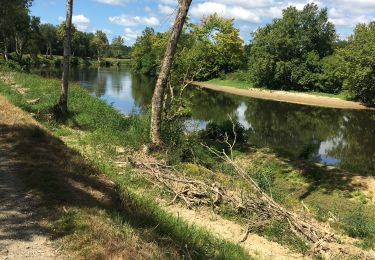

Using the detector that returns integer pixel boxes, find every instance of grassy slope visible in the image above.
[206,78,350,100]
[0,70,250,259]
[1,69,374,256]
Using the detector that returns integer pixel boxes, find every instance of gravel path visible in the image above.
[0,95,65,260]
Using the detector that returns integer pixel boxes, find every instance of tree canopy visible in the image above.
[249,3,337,91]
[338,22,375,104]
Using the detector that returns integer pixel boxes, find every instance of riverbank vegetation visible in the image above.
[1,0,375,259]
[0,0,131,70]
[1,68,375,258]
[131,3,375,106]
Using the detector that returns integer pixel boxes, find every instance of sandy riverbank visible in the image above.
[192,81,373,110]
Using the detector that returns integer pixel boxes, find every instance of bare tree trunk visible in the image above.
[56,0,73,117]
[150,0,192,148]
[3,41,9,61]
[15,37,24,61]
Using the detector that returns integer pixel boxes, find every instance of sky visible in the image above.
[30,0,375,45]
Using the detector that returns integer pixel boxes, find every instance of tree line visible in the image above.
[131,3,375,105]
[0,0,131,65]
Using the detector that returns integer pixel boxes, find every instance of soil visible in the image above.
[164,203,309,259]
[193,81,373,110]
[0,95,66,260]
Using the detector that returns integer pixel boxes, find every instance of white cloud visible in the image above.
[158,4,176,15]
[187,0,375,30]
[159,0,177,5]
[190,2,262,23]
[58,14,91,31]
[95,0,126,6]
[109,15,160,27]
[73,14,91,31]
[122,27,141,44]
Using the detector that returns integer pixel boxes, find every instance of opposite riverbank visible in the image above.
[193,81,372,110]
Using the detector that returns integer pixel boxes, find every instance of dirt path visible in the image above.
[164,204,309,260]
[192,81,373,110]
[0,96,65,260]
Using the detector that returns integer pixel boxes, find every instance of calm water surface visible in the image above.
[36,66,375,175]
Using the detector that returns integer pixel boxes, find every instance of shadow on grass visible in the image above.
[282,159,363,200]
[0,123,242,259]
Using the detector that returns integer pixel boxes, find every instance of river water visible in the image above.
[36,66,375,175]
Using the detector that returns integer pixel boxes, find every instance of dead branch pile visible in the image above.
[130,149,342,255]
[131,152,375,258]
[131,155,225,209]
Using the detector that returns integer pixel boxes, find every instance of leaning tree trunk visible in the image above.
[56,0,73,117]
[150,0,192,148]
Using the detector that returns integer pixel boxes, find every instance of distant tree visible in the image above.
[0,0,33,61]
[55,0,73,117]
[91,30,108,62]
[40,23,57,57]
[338,22,375,105]
[14,8,31,61]
[111,36,125,62]
[249,3,336,91]
[27,16,43,60]
[131,28,160,75]
[188,14,244,79]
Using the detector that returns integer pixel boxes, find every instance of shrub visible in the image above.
[338,22,375,105]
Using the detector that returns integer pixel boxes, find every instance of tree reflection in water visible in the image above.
[34,67,375,175]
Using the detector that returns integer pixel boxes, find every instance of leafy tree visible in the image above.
[338,22,375,105]
[249,3,336,91]
[131,27,161,75]
[111,36,124,61]
[0,0,33,61]
[40,23,57,57]
[188,14,244,79]
[91,30,108,62]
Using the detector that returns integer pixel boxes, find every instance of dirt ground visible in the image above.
[193,81,373,110]
[0,95,65,260]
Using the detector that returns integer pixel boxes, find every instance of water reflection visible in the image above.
[186,88,375,175]
[34,67,375,175]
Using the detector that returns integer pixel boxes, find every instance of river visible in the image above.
[35,66,375,175]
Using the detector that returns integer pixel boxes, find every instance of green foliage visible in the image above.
[131,15,245,81]
[0,70,251,259]
[185,14,245,80]
[249,4,337,91]
[262,220,309,254]
[338,22,375,105]
[130,28,160,75]
[342,206,375,239]
[91,30,109,61]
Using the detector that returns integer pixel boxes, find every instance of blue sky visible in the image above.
[31,0,375,45]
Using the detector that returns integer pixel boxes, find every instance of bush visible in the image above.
[1,60,23,71]
[338,22,375,105]
[315,55,344,93]
[225,70,251,82]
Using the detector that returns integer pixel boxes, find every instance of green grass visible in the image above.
[207,78,254,89]
[0,69,251,259]
[2,67,374,256]
[205,78,351,100]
